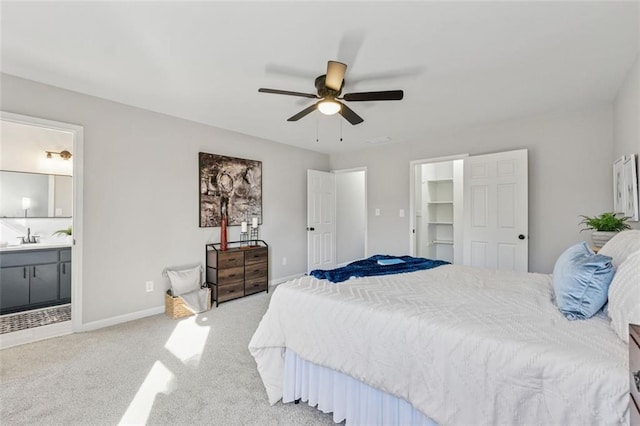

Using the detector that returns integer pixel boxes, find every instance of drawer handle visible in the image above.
[23,267,26,279]
[33,267,36,278]
[228,274,236,278]
[634,370,640,392]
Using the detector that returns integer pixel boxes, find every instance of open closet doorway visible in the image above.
[410,155,466,264]
[0,111,83,347]
[410,150,529,271]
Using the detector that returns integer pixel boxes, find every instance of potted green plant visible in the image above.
[52,226,73,243]
[579,212,631,248]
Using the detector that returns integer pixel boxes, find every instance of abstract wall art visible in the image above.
[613,154,639,221]
[199,152,262,227]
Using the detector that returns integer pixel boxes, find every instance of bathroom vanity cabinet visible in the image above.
[0,246,71,314]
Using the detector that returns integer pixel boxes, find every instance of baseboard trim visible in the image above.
[0,321,73,350]
[80,305,165,332]
[6,273,306,342]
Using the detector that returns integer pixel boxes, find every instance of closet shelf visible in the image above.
[432,240,454,245]
[427,201,453,204]
[427,221,453,225]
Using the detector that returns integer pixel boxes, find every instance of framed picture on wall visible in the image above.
[199,152,262,227]
[613,155,625,215]
[623,154,639,221]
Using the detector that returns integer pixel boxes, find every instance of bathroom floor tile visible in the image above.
[0,305,71,334]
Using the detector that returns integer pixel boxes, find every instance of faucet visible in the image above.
[18,228,39,244]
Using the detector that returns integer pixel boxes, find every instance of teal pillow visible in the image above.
[552,242,614,320]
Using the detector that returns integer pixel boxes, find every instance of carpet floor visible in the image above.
[0,292,337,425]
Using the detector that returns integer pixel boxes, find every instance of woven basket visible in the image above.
[165,288,211,319]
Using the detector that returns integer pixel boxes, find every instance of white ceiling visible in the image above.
[1,1,638,154]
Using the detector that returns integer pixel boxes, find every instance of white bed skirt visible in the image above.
[282,349,437,426]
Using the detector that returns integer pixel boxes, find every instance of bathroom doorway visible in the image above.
[0,111,83,348]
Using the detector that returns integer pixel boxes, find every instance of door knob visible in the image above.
[518,234,526,240]
[307,227,315,231]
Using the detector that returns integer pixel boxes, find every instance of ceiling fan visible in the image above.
[258,60,404,125]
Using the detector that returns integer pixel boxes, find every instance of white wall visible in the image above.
[614,54,640,159]
[1,73,329,324]
[335,170,365,264]
[613,54,640,229]
[330,105,614,273]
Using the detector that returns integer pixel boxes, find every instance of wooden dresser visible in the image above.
[630,324,640,426]
[206,241,268,306]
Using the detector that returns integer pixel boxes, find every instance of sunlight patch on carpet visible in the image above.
[119,361,175,425]
[164,315,211,367]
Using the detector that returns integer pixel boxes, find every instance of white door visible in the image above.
[463,149,528,271]
[307,170,336,273]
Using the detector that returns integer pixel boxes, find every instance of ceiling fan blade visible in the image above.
[343,90,404,102]
[259,88,318,99]
[337,29,366,69]
[338,102,364,125]
[325,61,347,91]
[287,103,318,121]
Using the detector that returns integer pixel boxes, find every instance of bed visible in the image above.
[249,231,640,425]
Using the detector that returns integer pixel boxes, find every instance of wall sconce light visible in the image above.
[46,150,72,160]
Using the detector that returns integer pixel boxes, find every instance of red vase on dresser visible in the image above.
[220,213,228,251]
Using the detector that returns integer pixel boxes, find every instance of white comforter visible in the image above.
[248,265,628,425]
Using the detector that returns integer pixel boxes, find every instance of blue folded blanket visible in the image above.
[310,254,450,283]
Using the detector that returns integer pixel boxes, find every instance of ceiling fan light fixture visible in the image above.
[318,99,341,116]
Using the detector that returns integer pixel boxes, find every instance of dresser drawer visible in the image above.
[217,266,244,285]
[216,282,244,303]
[245,247,268,265]
[218,251,244,269]
[245,277,268,295]
[246,262,267,280]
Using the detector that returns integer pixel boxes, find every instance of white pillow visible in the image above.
[598,230,640,268]
[167,265,202,296]
[607,250,640,342]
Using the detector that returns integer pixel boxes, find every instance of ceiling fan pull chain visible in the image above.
[340,116,343,142]
[316,113,319,143]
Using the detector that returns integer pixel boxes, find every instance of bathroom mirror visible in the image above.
[0,170,72,218]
